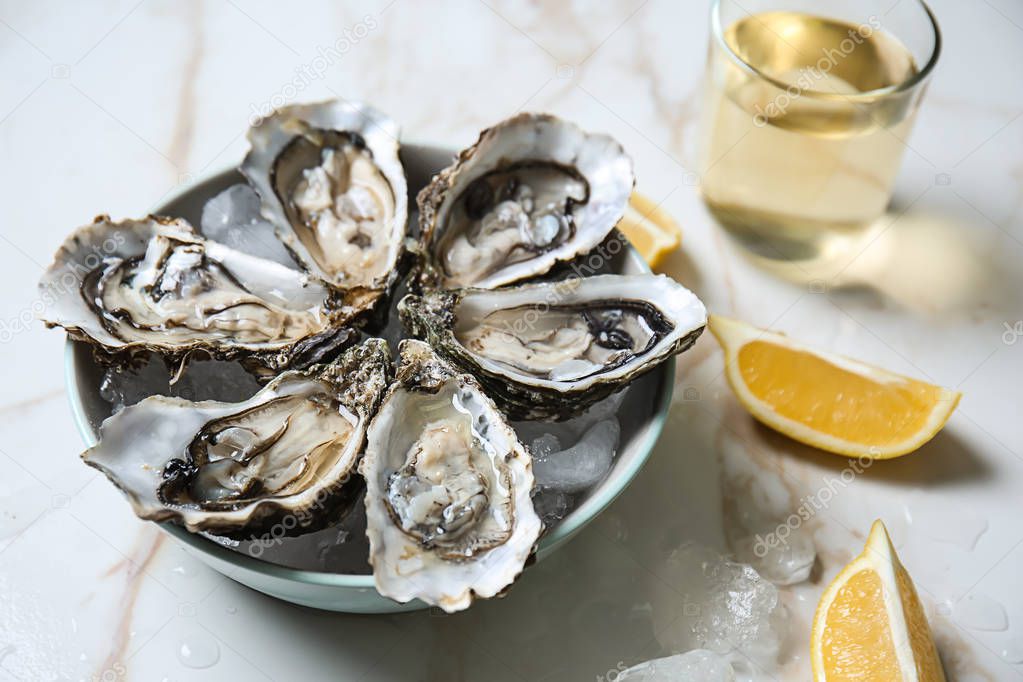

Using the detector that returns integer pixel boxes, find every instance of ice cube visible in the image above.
[531,488,570,527]
[174,359,264,403]
[200,184,296,268]
[100,359,168,413]
[512,387,629,445]
[732,529,815,586]
[618,649,735,681]
[100,355,262,413]
[719,430,816,586]
[653,543,786,667]
[529,433,562,460]
[531,419,619,493]
[234,490,371,574]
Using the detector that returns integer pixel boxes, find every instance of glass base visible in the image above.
[705,200,888,284]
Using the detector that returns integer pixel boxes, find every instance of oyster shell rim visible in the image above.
[240,98,409,294]
[415,112,636,291]
[61,150,678,602]
[80,338,392,539]
[38,213,369,375]
[359,339,542,612]
[398,273,707,420]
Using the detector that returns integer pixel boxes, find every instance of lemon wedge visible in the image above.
[709,315,960,459]
[618,191,682,269]
[812,520,946,681]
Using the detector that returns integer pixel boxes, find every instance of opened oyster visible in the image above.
[44,101,711,613]
[82,339,391,537]
[399,274,707,420]
[417,113,634,290]
[242,100,407,293]
[360,340,541,612]
[39,215,368,375]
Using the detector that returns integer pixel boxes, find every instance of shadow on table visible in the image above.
[755,421,992,489]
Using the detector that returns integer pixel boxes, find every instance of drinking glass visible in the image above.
[698,0,941,263]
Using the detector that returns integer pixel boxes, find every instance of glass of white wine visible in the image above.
[699,0,940,264]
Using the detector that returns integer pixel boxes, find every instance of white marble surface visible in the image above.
[1,0,1022,680]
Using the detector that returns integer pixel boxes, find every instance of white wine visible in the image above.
[700,11,922,262]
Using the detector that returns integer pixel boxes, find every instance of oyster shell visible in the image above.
[242,100,408,293]
[360,340,541,612]
[39,215,368,374]
[82,339,391,538]
[399,274,707,420]
[417,113,634,290]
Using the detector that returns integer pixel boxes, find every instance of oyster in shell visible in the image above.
[360,340,541,612]
[417,113,634,290]
[242,100,407,293]
[82,339,391,538]
[38,215,368,374]
[399,274,707,420]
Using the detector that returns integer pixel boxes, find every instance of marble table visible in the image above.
[1,0,1021,679]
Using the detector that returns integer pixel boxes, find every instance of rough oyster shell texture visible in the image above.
[42,102,707,612]
[241,99,407,295]
[82,339,390,538]
[399,274,707,420]
[416,112,635,290]
[38,214,365,375]
[360,340,542,612]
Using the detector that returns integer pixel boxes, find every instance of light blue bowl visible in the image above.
[65,143,675,613]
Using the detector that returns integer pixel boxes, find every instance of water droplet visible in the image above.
[224,606,237,615]
[0,487,49,540]
[955,594,1008,632]
[170,563,194,577]
[1000,635,1023,664]
[176,633,219,669]
[904,500,987,550]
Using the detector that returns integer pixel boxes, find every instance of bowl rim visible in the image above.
[63,153,675,590]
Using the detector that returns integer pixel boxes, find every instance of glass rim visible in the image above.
[709,0,942,101]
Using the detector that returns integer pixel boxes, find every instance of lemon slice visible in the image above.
[618,191,682,269]
[709,315,960,459]
[812,520,946,681]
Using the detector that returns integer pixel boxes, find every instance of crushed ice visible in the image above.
[719,430,816,586]
[652,543,787,669]
[100,356,262,413]
[515,388,627,526]
[618,649,736,681]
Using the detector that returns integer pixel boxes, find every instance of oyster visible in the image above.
[39,215,368,374]
[82,339,391,537]
[399,274,707,419]
[417,113,634,290]
[360,340,541,612]
[242,100,408,293]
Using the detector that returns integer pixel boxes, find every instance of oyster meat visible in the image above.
[418,113,634,290]
[242,100,407,292]
[82,339,391,537]
[399,274,707,419]
[40,101,712,611]
[39,215,368,374]
[360,340,541,612]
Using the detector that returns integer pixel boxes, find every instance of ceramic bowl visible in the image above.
[65,143,674,613]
